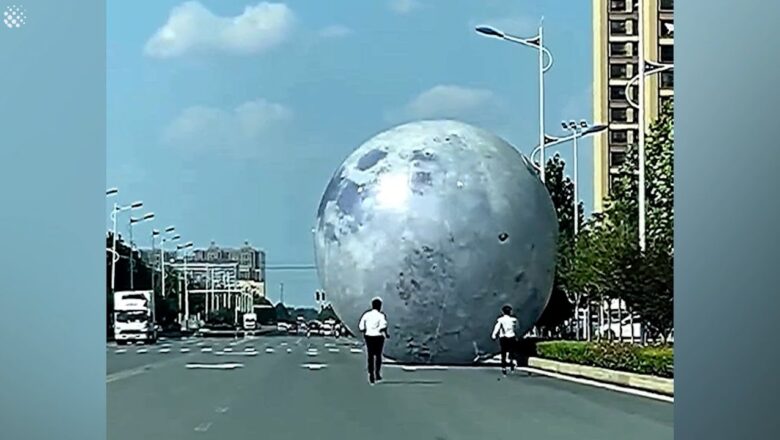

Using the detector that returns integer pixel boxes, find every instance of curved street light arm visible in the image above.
[501,34,554,72]
[625,64,675,109]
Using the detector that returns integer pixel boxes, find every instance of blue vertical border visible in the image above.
[677,0,780,439]
[0,1,105,439]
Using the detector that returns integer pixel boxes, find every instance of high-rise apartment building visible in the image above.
[593,0,674,212]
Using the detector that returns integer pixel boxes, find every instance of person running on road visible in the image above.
[492,305,518,375]
[358,297,389,385]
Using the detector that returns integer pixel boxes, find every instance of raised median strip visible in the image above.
[527,357,674,396]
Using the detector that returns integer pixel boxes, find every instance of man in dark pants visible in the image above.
[358,297,389,385]
[491,305,518,375]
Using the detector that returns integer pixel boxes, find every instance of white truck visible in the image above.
[242,312,258,331]
[113,290,157,345]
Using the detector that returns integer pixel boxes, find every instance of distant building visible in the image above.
[140,240,265,283]
[190,241,265,282]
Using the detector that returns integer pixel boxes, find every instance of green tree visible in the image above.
[274,302,292,322]
[318,304,340,322]
[576,101,675,341]
[536,154,584,334]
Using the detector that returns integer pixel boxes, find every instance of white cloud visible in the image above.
[391,85,501,122]
[163,99,293,158]
[389,0,421,14]
[144,1,295,58]
[559,86,594,124]
[319,24,353,39]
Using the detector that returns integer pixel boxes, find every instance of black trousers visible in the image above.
[499,337,517,369]
[364,335,385,377]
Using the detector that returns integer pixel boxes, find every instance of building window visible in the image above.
[610,20,628,35]
[610,86,627,100]
[610,130,629,145]
[660,45,674,63]
[610,0,627,12]
[660,0,674,11]
[610,108,629,123]
[610,151,628,168]
[660,20,674,38]
[610,63,629,79]
[610,43,628,57]
[660,71,674,89]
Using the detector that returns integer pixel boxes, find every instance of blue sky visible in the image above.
[107,0,594,307]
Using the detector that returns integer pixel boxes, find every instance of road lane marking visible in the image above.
[107,355,187,383]
[181,348,191,353]
[223,347,233,352]
[301,363,328,370]
[350,348,363,354]
[201,347,213,353]
[328,348,340,353]
[518,367,674,403]
[194,422,212,432]
[286,348,292,353]
[215,406,229,414]
[265,348,275,353]
[136,348,148,354]
[159,348,171,353]
[186,363,244,370]
[216,351,258,357]
[115,349,127,354]
[399,366,449,372]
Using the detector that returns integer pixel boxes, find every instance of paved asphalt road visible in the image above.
[107,335,673,440]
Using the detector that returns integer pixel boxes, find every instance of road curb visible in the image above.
[526,357,674,396]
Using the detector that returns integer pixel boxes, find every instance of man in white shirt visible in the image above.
[491,305,518,375]
[358,297,389,384]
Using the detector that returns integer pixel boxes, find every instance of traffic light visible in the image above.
[315,290,320,302]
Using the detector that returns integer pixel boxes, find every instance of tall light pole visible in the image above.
[625,54,673,250]
[108,191,143,292]
[177,241,194,329]
[476,21,554,182]
[559,121,608,235]
[128,212,155,290]
[151,230,160,290]
[160,228,179,302]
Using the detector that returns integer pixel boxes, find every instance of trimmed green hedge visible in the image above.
[535,341,674,378]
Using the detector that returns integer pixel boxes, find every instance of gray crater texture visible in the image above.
[313,120,558,364]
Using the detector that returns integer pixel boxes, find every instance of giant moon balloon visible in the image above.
[313,120,558,364]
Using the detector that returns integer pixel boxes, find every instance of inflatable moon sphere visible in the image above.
[313,120,558,364]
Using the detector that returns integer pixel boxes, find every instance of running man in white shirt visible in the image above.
[491,305,518,375]
[358,297,389,384]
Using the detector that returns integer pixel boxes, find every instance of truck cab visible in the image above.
[113,291,157,345]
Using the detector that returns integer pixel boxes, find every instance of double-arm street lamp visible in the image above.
[476,21,554,182]
[629,0,675,251]
[107,188,143,292]
[529,122,607,234]
[176,241,194,329]
[128,212,155,290]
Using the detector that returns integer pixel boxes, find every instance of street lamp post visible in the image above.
[476,21,554,182]
[626,0,674,251]
[624,57,674,250]
[561,120,606,236]
[160,228,179,303]
[177,241,194,329]
[128,212,155,290]
[107,191,143,292]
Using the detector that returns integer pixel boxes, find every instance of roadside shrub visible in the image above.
[536,341,673,378]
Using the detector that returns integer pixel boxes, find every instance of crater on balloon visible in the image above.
[313,120,558,365]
